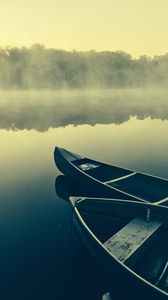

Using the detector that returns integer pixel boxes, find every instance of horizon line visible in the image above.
[0,44,168,59]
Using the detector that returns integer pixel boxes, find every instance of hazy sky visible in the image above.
[0,0,168,56]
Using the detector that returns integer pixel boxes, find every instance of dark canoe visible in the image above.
[70,197,168,300]
[54,147,168,204]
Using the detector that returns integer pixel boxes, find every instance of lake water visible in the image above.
[0,89,168,300]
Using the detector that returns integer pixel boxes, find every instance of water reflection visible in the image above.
[55,175,102,200]
[0,89,168,131]
[0,91,168,299]
[1,118,168,184]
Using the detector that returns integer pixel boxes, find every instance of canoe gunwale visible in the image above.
[72,196,168,210]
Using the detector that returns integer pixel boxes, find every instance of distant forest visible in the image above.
[0,44,168,89]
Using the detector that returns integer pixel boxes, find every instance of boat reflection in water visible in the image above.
[55,175,103,201]
[55,175,168,300]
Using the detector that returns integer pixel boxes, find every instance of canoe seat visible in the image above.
[104,217,163,267]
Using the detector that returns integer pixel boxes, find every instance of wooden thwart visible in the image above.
[104,172,137,184]
[104,217,162,267]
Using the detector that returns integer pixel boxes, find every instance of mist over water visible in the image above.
[0,88,168,131]
[1,46,168,89]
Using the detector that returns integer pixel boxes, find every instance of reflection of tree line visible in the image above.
[0,90,168,131]
[1,44,168,89]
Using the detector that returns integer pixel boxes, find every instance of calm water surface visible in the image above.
[0,90,168,300]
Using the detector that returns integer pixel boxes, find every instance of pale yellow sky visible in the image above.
[0,0,168,56]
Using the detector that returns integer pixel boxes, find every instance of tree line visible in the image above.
[0,44,168,89]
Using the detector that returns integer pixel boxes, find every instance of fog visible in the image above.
[0,45,167,131]
[0,89,168,131]
[0,45,168,89]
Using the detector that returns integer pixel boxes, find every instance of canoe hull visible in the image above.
[72,204,167,300]
[54,146,168,204]
[54,147,138,200]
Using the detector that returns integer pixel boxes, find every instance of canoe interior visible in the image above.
[109,173,168,203]
[75,198,168,294]
[72,158,168,203]
[73,158,132,182]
